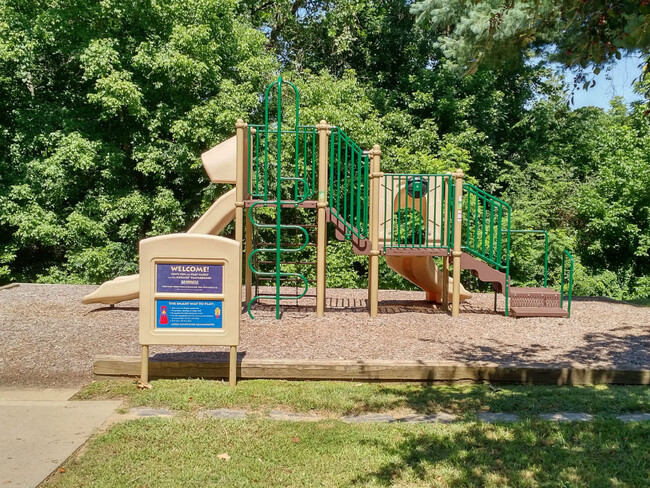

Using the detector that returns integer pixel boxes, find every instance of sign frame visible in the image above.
[138,234,241,385]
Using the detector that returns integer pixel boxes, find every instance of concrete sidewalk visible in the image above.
[0,388,121,488]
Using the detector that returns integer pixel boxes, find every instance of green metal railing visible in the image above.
[502,229,549,287]
[246,76,311,319]
[247,124,317,201]
[462,183,512,315]
[561,250,574,318]
[328,127,370,240]
[382,174,454,251]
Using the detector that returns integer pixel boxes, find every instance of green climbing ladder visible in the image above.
[246,76,315,319]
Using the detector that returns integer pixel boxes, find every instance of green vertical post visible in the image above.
[275,77,282,318]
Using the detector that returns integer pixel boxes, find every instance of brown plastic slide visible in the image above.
[385,255,472,303]
[81,136,238,305]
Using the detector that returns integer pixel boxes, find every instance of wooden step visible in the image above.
[510,306,568,318]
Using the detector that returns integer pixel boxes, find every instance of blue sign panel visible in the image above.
[156,300,223,329]
[156,264,223,294]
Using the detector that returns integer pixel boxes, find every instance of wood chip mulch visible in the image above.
[1,284,648,387]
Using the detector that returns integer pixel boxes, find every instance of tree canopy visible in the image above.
[411,0,650,89]
[0,0,648,300]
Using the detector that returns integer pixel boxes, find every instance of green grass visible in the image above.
[76,379,650,417]
[45,417,650,487]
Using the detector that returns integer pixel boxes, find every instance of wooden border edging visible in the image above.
[93,356,650,386]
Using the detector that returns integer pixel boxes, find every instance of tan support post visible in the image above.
[244,128,254,304]
[316,121,330,316]
[452,168,464,317]
[235,119,246,245]
[141,344,149,384]
[229,345,237,386]
[235,120,246,317]
[368,145,381,317]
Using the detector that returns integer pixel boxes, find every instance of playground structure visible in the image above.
[83,76,574,319]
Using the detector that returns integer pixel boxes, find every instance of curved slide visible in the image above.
[82,135,238,305]
[81,188,236,305]
[385,255,472,304]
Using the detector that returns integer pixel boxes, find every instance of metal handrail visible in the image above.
[461,182,511,315]
[561,250,574,318]
[381,173,453,251]
[328,127,370,240]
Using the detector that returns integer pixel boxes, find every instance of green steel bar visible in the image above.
[561,250,574,317]
[256,128,261,195]
[364,155,369,236]
[337,130,341,221]
[349,141,355,233]
[275,77,282,318]
[496,205,503,264]
[356,151,361,232]
[384,175,392,253]
[489,204,494,262]
[411,177,416,246]
[504,208,511,317]
[247,126,252,195]
[481,197,487,255]
[343,138,349,231]
[466,189,471,249]
[449,179,455,252]
[329,129,335,208]
[311,128,316,199]
[419,176,424,247]
[395,175,400,246]
[474,189,479,251]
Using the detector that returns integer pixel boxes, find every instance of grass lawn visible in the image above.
[76,379,650,417]
[46,380,650,487]
[45,417,649,487]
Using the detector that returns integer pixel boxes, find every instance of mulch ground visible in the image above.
[1,284,648,387]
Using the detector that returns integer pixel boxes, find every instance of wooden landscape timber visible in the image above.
[94,356,650,386]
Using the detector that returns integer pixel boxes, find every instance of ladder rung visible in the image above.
[256,260,317,265]
[255,277,317,283]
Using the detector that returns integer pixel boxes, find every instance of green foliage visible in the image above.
[1,0,648,301]
[412,0,650,79]
[0,0,276,283]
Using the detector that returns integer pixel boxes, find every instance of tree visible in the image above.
[412,0,650,89]
[0,0,276,284]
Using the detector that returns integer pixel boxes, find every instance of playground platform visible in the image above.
[1,284,648,387]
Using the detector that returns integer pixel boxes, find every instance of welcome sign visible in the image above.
[156,263,223,294]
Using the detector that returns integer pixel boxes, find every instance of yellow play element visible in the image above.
[81,137,238,305]
[385,255,472,303]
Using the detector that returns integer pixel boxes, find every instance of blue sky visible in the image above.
[560,54,645,109]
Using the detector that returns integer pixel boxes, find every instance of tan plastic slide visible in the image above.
[385,255,472,304]
[81,136,238,305]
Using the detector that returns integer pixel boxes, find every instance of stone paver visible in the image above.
[269,410,323,422]
[342,413,395,423]
[477,412,520,423]
[538,412,593,422]
[199,409,247,419]
[394,413,457,423]
[129,407,174,418]
[616,413,650,422]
